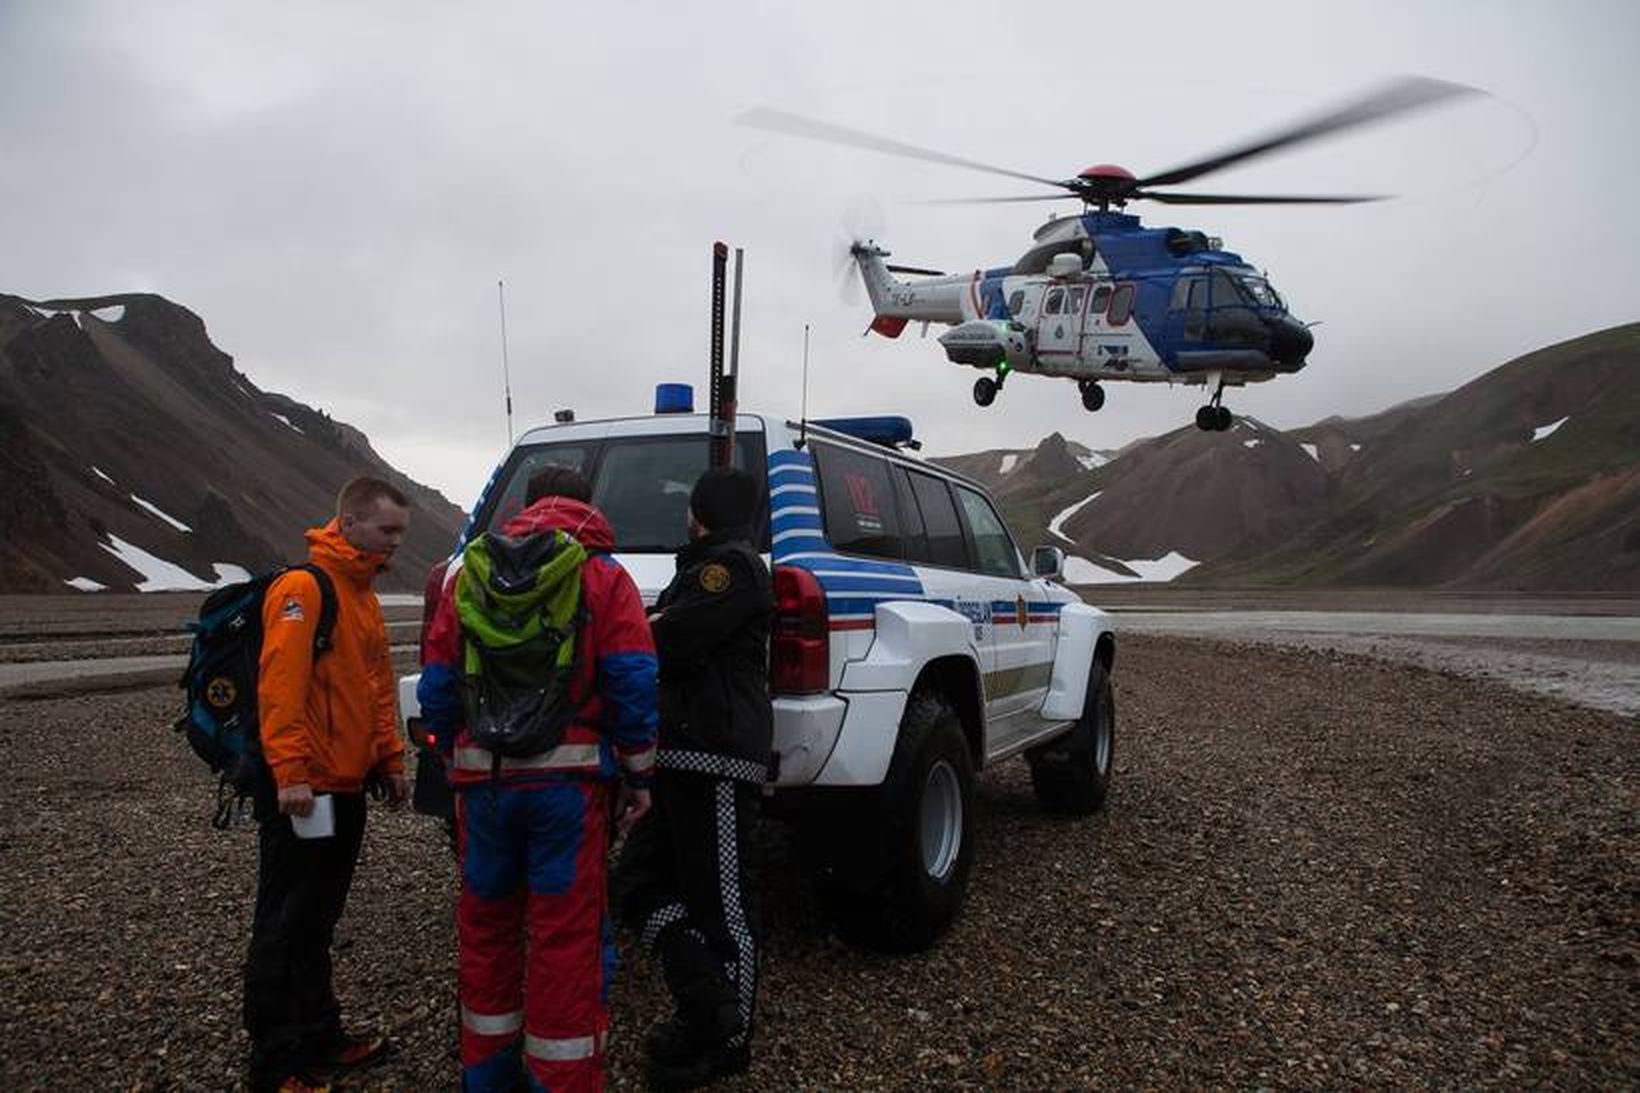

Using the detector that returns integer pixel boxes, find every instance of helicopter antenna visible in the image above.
[796,323,810,450]
[496,279,515,445]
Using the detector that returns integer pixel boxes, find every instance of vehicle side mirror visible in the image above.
[1031,545,1065,580]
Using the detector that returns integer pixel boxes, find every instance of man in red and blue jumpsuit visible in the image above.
[418,467,657,1092]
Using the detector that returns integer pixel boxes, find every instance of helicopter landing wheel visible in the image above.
[1080,382,1105,412]
[974,376,999,407]
[1196,405,1233,432]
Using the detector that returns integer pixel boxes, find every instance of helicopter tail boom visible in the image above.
[851,242,968,330]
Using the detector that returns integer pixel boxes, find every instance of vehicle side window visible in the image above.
[813,442,903,560]
[891,467,927,562]
[1007,289,1025,317]
[1066,286,1086,314]
[1107,283,1135,326]
[954,486,1022,578]
[906,470,968,569]
[1089,285,1112,316]
[1044,288,1064,315]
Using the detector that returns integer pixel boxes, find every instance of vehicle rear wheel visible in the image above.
[827,690,975,953]
[1027,664,1115,815]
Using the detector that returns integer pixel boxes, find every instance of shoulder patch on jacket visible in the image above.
[698,563,732,593]
[278,596,306,622]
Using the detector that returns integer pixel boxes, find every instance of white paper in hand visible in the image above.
[291,793,335,839]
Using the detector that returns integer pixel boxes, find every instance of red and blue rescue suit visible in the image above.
[419,496,657,1093]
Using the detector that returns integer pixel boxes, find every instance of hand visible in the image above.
[615,784,651,836]
[383,772,409,810]
[277,782,316,817]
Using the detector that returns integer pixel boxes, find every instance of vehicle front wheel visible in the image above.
[828,690,975,953]
[1027,664,1115,815]
[973,376,998,406]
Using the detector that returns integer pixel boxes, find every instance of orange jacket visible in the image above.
[258,520,405,792]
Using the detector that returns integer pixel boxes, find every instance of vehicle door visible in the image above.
[1163,274,1207,349]
[895,466,991,685]
[950,483,1055,754]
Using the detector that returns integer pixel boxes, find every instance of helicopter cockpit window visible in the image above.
[1210,270,1249,308]
[1044,288,1064,315]
[1238,275,1285,310]
[1066,286,1086,314]
[1007,289,1025,317]
[1187,278,1207,312]
[1107,284,1135,326]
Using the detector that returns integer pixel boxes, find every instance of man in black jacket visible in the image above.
[615,466,773,1088]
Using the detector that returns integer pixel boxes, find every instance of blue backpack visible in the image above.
[173,565,337,827]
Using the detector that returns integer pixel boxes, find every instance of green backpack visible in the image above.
[455,528,587,761]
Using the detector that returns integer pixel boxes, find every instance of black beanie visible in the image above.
[689,467,758,532]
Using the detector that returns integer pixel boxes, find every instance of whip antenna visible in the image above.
[796,323,810,450]
[497,279,515,445]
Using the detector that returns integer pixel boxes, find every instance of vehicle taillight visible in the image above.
[771,565,828,694]
[418,559,451,660]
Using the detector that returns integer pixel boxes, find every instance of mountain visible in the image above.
[0,293,466,593]
[943,323,1640,590]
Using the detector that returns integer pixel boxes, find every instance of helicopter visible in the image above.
[739,77,1479,431]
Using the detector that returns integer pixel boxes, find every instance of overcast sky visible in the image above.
[4,0,1637,505]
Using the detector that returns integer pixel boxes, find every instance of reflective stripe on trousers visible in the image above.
[525,1032,601,1061]
[461,1005,523,1038]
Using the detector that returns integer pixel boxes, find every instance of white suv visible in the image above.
[402,408,1117,952]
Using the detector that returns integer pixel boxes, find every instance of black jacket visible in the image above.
[650,527,773,783]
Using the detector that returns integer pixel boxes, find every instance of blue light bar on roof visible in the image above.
[812,415,915,448]
[655,383,694,414]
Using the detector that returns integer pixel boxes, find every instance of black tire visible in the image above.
[828,691,975,953]
[1215,405,1233,431]
[1081,383,1105,412]
[973,376,998,407]
[1027,665,1115,815]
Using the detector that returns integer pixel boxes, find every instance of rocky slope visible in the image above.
[0,293,465,592]
[940,323,1640,590]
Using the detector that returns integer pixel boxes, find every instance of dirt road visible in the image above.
[0,630,1633,1089]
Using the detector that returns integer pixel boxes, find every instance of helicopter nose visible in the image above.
[1269,315,1313,370]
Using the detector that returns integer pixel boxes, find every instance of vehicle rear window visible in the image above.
[477,430,766,553]
[813,442,903,560]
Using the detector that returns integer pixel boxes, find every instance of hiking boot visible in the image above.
[643,1003,741,1066]
[646,1042,751,1090]
[324,1031,390,1070]
[272,1075,331,1093]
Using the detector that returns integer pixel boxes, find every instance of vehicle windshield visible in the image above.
[1237,275,1286,311]
[476,432,767,553]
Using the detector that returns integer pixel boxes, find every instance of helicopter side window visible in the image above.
[1089,285,1112,317]
[1044,288,1064,315]
[1187,278,1207,311]
[1066,286,1086,314]
[1107,284,1135,326]
[1007,289,1025,317]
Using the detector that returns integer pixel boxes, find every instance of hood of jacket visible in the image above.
[502,495,616,552]
[306,519,389,586]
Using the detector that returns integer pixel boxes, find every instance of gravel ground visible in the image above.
[1,635,1634,1090]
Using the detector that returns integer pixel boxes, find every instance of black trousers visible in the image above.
[243,791,367,1087]
[614,770,760,1049]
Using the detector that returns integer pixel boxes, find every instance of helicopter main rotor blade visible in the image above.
[1134,76,1483,190]
[917,193,1078,205]
[1135,190,1387,205]
[737,107,1069,191]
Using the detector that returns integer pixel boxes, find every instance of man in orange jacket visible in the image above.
[244,476,411,1093]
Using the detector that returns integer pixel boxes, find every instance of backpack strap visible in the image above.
[294,563,339,658]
